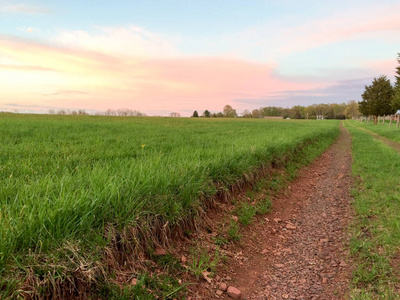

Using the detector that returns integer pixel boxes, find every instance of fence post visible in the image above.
[397,114,400,128]
[390,115,392,127]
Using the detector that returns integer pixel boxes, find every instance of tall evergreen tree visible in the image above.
[392,53,400,111]
[192,110,199,117]
[359,75,395,124]
[203,110,211,117]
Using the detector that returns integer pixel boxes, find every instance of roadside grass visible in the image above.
[188,247,222,278]
[345,123,400,298]
[0,114,339,298]
[349,120,400,144]
[99,272,187,300]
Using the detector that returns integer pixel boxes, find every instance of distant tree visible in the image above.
[192,110,199,117]
[170,112,181,117]
[392,53,400,112]
[332,103,347,119]
[344,100,361,119]
[131,110,146,117]
[290,105,306,119]
[105,109,117,116]
[261,106,284,117]
[241,109,252,118]
[223,105,237,118]
[305,105,317,119]
[216,112,224,118]
[359,75,395,124]
[48,109,56,114]
[118,108,130,116]
[57,109,66,115]
[251,109,261,118]
[78,109,88,115]
[203,110,211,118]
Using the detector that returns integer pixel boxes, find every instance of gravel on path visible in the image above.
[222,125,354,300]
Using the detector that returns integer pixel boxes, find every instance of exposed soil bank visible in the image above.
[196,125,354,299]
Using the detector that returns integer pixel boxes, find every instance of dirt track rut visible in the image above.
[222,125,354,299]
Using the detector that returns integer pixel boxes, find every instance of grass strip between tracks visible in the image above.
[346,123,400,299]
[349,120,400,144]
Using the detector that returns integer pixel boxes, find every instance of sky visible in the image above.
[0,0,399,116]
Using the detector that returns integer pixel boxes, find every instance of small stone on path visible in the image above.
[220,282,228,291]
[227,286,242,299]
[286,223,297,230]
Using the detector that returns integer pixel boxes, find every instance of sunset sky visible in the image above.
[1,0,399,116]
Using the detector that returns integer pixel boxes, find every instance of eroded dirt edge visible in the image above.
[187,124,354,300]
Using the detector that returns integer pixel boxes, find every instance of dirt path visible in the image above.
[215,125,354,300]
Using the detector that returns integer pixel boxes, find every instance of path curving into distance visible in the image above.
[221,124,354,299]
[347,122,400,154]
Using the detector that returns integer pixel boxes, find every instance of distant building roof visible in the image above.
[263,116,283,119]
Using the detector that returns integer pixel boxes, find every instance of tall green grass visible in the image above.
[345,123,400,298]
[0,114,339,295]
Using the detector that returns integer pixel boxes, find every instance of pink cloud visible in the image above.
[0,35,321,115]
[365,59,398,81]
[242,5,400,57]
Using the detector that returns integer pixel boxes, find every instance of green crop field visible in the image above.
[0,114,340,298]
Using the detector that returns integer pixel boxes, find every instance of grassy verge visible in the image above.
[0,114,339,298]
[349,120,400,144]
[345,123,400,299]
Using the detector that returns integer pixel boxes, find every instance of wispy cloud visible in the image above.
[0,64,55,72]
[18,26,40,33]
[236,78,373,108]
[223,4,400,62]
[55,26,177,57]
[0,33,320,114]
[0,3,49,14]
[43,90,88,97]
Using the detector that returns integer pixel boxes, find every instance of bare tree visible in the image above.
[105,109,117,116]
[241,109,252,118]
[78,109,88,115]
[169,112,181,117]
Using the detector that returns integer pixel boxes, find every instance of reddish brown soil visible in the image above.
[187,125,354,299]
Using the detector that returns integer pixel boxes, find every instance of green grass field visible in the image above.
[346,121,400,299]
[0,114,340,298]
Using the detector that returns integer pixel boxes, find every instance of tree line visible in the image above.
[358,53,400,124]
[48,108,147,117]
[192,101,361,119]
